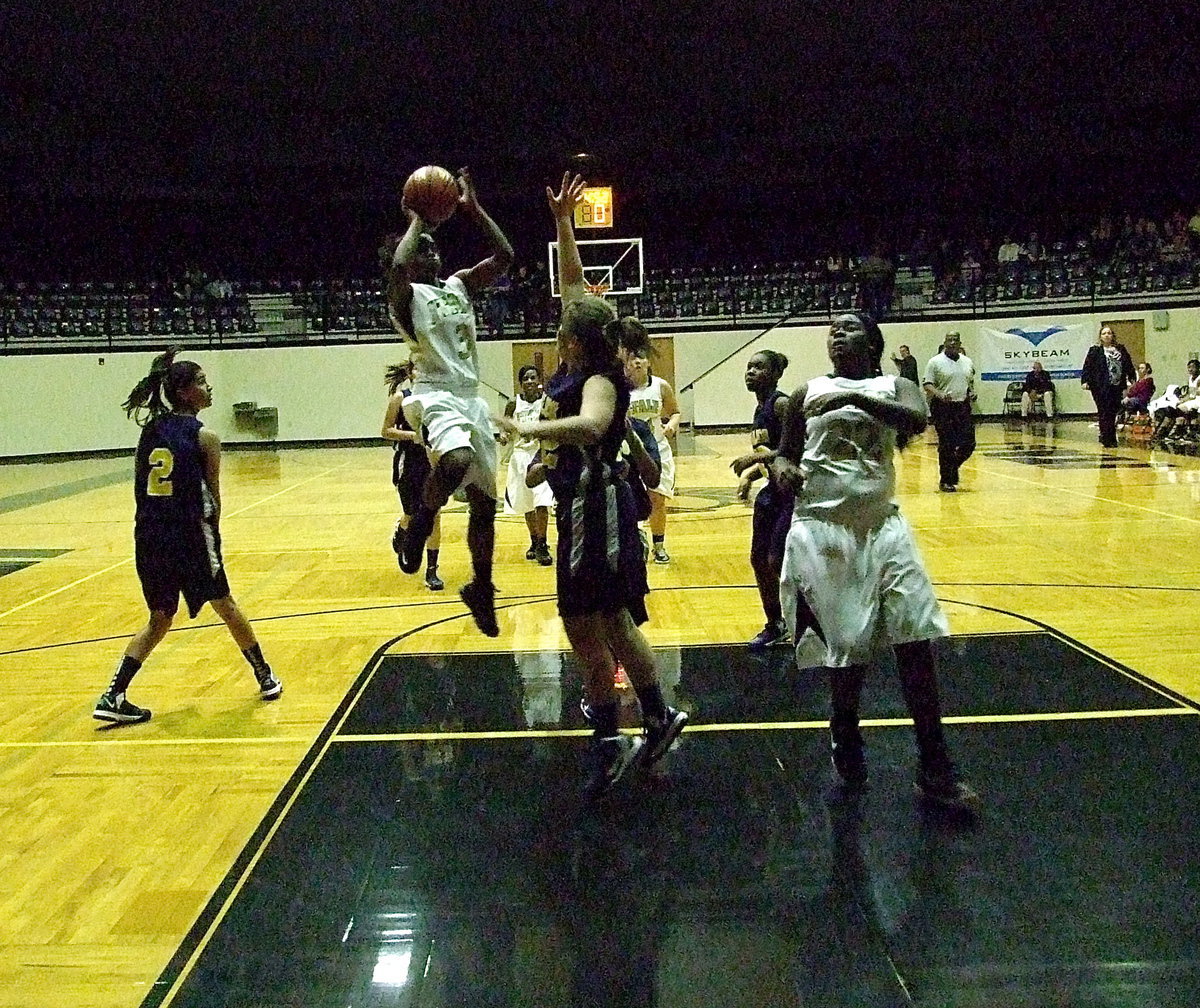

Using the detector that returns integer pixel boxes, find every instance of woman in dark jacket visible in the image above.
[1081,325,1136,447]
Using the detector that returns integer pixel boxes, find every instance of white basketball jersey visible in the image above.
[798,374,899,527]
[512,394,545,452]
[628,375,670,452]
[396,275,479,393]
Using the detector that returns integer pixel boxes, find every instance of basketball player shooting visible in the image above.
[386,167,514,636]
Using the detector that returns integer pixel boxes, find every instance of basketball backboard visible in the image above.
[548,237,644,297]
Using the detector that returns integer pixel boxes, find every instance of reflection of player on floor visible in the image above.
[94,349,280,725]
[497,174,687,799]
[386,168,514,636]
[382,362,443,591]
[501,364,553,566]
[774,312,978,811]
[730,350,793,649]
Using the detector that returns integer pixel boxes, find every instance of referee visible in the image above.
[923,331,977,492]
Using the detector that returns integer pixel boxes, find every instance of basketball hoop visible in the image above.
[584,281,611,297]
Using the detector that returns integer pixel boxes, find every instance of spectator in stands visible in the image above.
[1160,223,1190,268]
[1021,361,1055,419]
[959,250,982,288]
[482,273,512,339]
[1120,362,1155,419]
[1020,232,1042,264]
[1187,204,1200,251]
[997,236,1023,265]
[1129,218,1161,262]
[1081,325,1136,448]
[907,230,933,272]
[1090,216,1116,261]
[891,344,919,384]
[518,261,552,337]
[856,243,894,318]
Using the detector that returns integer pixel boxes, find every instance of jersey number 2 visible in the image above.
[147,447,174,496]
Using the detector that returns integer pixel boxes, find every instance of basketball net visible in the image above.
[584,280,611,297]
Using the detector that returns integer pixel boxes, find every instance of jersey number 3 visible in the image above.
[147,447,175,496]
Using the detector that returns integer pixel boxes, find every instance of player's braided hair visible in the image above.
[122,347,201,426]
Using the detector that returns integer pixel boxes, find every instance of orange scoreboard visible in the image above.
[573,186,613,229]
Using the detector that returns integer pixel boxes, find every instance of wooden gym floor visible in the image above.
[1,418,1198,1007]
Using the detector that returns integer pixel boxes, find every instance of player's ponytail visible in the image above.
[122,348,201,426]
[385,361,413,395]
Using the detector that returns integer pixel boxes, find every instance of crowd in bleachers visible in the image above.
[4,205,1200,345]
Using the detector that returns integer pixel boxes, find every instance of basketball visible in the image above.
[403,166,460,224]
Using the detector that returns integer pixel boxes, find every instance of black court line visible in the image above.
[145,614,1195,1008]
[11,579,1200,660]
[0,548,70,581]
[0,469,128,514]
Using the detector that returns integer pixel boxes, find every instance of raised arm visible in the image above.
[547,172,588,306]
[452,168,514,298]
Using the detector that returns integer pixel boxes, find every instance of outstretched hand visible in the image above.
[730,451,763,476]
[495,413,521,440]
[457,167,479,211]
[547,172,586,221]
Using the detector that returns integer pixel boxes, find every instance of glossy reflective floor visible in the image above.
[159,636,1199,1008]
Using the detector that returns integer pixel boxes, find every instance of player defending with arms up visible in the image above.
[497,174,687,799]
[94,349,280,724]
[386,168,514,636]
[774,312,978,811]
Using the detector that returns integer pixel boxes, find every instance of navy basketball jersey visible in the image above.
[752,390,787,452]
[538,364,630,500]
[134,413,212,531]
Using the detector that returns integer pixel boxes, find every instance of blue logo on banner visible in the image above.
[1005,326,1066,346]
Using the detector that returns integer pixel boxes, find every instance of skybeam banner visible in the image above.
[978,321,1092,380]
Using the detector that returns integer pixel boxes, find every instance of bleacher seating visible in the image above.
[3,234,1200,349]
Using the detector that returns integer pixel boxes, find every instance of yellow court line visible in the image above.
[1,706,1188,752]
[0,735,314,749]
[332,706,1195,743]
[0,461,352,623]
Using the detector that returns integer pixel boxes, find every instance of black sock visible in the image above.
[109,655,142,697]
[588,700,619,738]
[634,681,667,722]
[242,644,270,677]
[652,534,665,546]
[426,548,439,570]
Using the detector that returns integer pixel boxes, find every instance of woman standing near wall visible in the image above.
[1081,325,1136,448]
